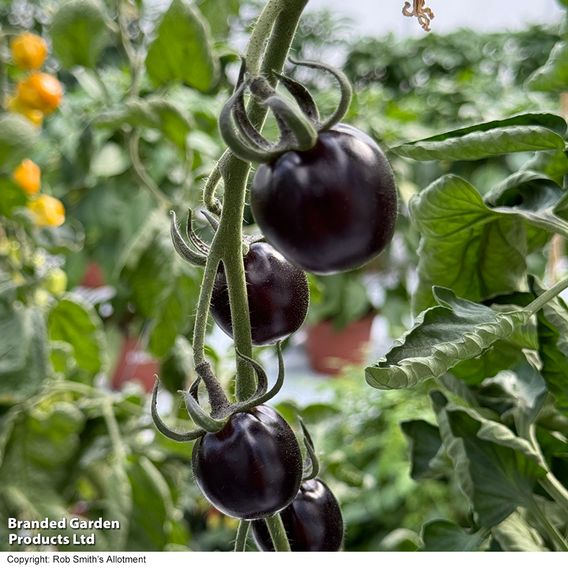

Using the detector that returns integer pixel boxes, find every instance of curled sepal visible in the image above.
[288,57,352,131]
[272,71,320,126]
[233,79,272,151]
[200,209,219,231]
[219,82,281,163]
[180,389,228,433]
[233,342,285,411]
[170,211,207,266]
[189,376,201,404]
[263,95,318,151]
[299,418,320,481]
[151,379,205,442]
[185,209,210,255]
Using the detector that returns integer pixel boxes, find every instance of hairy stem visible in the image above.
[194,0,308,402]
[265,514,291,552]
[525,273,568,315]
[234,520,250,552]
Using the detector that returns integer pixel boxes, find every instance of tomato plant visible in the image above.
[1,0,568,555]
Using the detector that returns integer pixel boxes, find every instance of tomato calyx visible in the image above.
[152,343,286,437]
[219,58,352,164]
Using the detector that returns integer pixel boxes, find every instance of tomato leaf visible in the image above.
[95,98,192,152]
[421,520,487,551]
[47,296,107,380]
[400,420,444,480]
[50,0,110,69]
[0,302,48,403]
[410,174,567,311]
[145,0,218,92]
[392,113,566,161]
[0,114,39,172]
[527,41,568,93]
[492,511,547,551]
[365,288,529,390]
[532,281,568,414]
[432,392,547,527]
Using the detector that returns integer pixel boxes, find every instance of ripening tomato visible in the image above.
[12,159,41,195]
[11,32,48,70]
[192,405,303,520]
[17,72,63,115]
[210,242,309,345]
[27,195,65,227]
[251,124,397,274]
[251,478,344,551]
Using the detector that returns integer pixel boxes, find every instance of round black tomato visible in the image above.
[192,405,303,520]
[251,123,397,274]
[210,242,309,345]
[252,478,344,551]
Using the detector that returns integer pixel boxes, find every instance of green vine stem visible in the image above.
[195,0,309,401]
[265,514,291,552]
[234,520,250,552]
[516,415,568,518]
[525,272,568,315]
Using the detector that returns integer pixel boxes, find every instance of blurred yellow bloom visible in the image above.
[17,72,63,115]
[28,195,65,227]
[11,32,48,70]
[7,95,44,126]
[12,159,41,195]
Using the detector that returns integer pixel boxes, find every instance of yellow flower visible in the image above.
[28,195,65,227]
[7,95,44,127]
[11,32,48,70]
[17,72,63,115]
[12,159,41,195]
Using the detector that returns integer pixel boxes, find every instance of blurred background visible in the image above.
[0,0,565,552]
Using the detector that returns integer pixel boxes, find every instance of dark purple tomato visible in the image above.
[210,241,309,345]
[192,405,303,520]
[251,478,344,551]
[251,123,397,274]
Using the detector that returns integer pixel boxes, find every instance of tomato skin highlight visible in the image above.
[252,478,344,551]
[251,124,397,274]
[210,242,309,345]
[192,405,303,520]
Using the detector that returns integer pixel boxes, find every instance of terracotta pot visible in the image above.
[305,314,375,375]
[81,261,105,288]
[111,336,159,392]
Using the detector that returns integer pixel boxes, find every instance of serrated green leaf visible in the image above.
[392,113,566,161]
[421,520,487,551]
[0,114,40,172]
[51,0,110,69]
[523,150,568,184]
[95,98,192,151]
[47,296,106,379]
[433,396,547,527]
[197,0,240,38]
[125,456,172,550]
[0,303,48,403]
[159,336,193,394]
[533,281,568,414]
[148,270,199,358]
[145,0,218,92]
[527,41,568,93]
[410,174,568,312]
[492,510,548,551]
[366,288,529,390]
[400,420,443,480]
